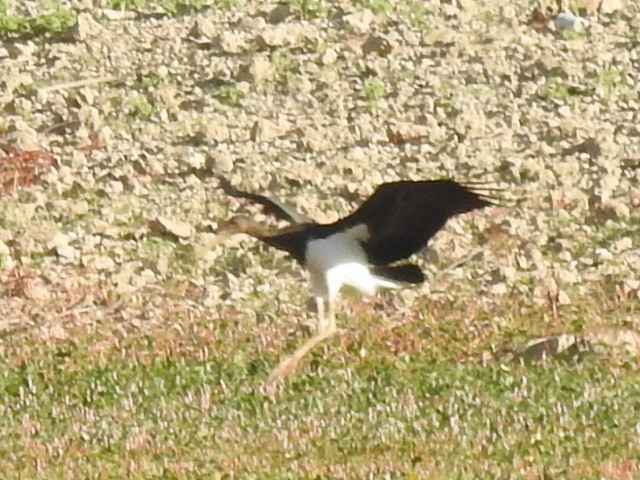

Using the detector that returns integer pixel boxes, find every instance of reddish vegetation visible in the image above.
[0,147,53,194]
[2,266,33,298]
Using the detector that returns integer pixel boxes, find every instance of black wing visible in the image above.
[335,180,496,265]
[218,176,313,224]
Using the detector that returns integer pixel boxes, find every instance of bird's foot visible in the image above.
[265,355,300,387]
[263,326,343,393]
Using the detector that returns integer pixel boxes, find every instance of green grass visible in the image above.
[1,329,638,478]
[357,0,391,14]
[0,1,76,40]
[361,77,388,108]
[1,275,639,478]
[286,0,330,20]
[108,0,209,16]
[213,85,246,107]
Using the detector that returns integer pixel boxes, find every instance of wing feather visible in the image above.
[218,176,313,224]
[334,180,495,264]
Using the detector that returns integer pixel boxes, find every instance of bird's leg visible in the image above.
[266,298,337,385]
[315,296,330,334]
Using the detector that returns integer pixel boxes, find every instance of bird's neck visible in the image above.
[243,221,312,265]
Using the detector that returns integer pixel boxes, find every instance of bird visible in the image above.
[216,178,498,384]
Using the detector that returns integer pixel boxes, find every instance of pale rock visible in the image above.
[557,105,572,118]
[190,18,216,38]
[100,8,136,20]
[98,126,114,147]
[26,282,51,301]
[321,48,338,65]
[71,12,105,41]
[574,0,602,13]
[186,152,206,169]
[215,151,235,172]
[237,55,273,83]
[151,217,194,239]
[11,124,40,151]
[212,31,245,54]
[586,328,640,358]
[93,256,116,271]
[200,121,230,142]
[0,240,10,256]
[458,0,477,11]
[78,105,102,130]
[153,84,180,109]
[50,232,71,250]
[105,180,124,195]
[156,254,170,276]
[599,0,624,14]
[57,244,78,260]
[557,290,571,305]
[255,23,306,49]
[595,248,613,261]
[250,118,289,142]
[343,9,376,34]
[489,282,508,295]
[611,237,632,253]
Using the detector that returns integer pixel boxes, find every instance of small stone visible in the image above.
[211,31,245,54]
[362,34,392,57]
[100,8,136,20]
[599,0,624,14]
[186,152,206,169]
[0,240,10,256]
[93,256,116,271]
[557,105,572,118]
[250,118,289,142]
[71,12,105,41]
[458,0,478,11]
[215,151,235,172]
[343,9,376,34]
[237,55,273,83]
[267,3,291,23]
[11,124,40,150]
[50,232,70,249]
[489,282,508,295]
[190,18,216,38]
[151,217,194,239]
[321,48,338,65]
[57,244,78,260]
[611,237,632,253]
[574,0,602,13]
[26,282,51,301]
[255,23,306,49]
[586,329,640,358]
[200,121,230,142]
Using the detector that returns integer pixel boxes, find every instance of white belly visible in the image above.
[305,227,398,301]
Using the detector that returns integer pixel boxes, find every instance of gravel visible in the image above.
[0,0,638,358]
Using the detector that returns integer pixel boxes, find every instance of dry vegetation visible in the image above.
[0,0,639,477]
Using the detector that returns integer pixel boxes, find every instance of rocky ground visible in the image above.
[0,0,639,477]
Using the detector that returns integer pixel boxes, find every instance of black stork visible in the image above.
[217,178,497,384]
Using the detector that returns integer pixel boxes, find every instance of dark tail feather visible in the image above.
[372,264,425,284]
